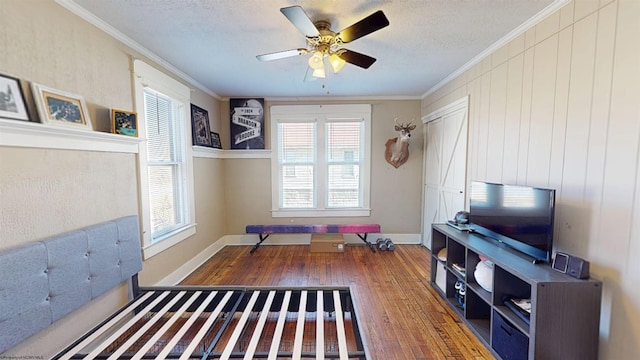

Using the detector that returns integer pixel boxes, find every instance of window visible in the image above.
[133,60,196,259]
[270,105,371,217]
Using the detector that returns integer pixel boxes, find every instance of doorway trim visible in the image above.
[420,95,469,248]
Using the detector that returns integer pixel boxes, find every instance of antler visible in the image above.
[394,117,414,129]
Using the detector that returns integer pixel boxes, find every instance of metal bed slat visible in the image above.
[55,286,369,359]
[316,290,325,359]
[57,291,156,360]
[219,290,260,360]
[83,291,172,359]
[130,291,203,360]
[179,290,234,360]
[333,290,349,360]
[267,290,292,360]
[107,291,189,359]
[292,290,307,360]
[156,290,219,360]
[243,290,276,360]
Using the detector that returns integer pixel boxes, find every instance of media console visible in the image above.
[431,224,602,360]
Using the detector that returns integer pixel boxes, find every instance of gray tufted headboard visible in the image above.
[0,215,143,353]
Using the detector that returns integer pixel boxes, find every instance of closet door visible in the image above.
[422,97,468,248]
[422,119,442,248]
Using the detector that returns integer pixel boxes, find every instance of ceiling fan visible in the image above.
[256,6,390,81]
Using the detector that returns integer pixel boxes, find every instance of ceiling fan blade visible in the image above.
[280,6,320,38]
[339,50,377,69]
[256,48,308,61]
[338,10,389,43]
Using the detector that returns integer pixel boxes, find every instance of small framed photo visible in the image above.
[211,132,222,149]
[0,73,29,121]
[191,104,212,147]
[111,109,138,137]
[31,83,92,130]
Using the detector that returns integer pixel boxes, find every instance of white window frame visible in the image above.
[270,104,371,218]
[133,60,196,259]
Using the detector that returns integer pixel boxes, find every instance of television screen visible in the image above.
[469,181,556,263]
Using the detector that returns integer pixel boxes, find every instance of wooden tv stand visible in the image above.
[431,224,601,360]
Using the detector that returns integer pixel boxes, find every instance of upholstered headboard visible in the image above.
[0,215,143,353]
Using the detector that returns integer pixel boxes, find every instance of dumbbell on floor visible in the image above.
[376,238,387,250]
[384,238,395,251]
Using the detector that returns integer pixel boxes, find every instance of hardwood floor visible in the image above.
[181,244,494,360]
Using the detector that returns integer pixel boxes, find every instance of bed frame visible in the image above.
[0,216,370,359]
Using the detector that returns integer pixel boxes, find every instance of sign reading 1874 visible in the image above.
[230,98,265,149]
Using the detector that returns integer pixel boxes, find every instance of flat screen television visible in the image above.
[468,181,556,263]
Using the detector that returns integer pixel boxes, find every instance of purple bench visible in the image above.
[246,224,381,253]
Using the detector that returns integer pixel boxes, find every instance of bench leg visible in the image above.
[250,234,270,254]
[356,233,376,253]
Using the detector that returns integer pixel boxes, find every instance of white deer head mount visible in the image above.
[384,118,417,168]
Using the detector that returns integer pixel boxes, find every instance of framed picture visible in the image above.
[111,109,138,137]
[191,104,212,147]
[31,83,92,130]
[0,73,29,121]
[230,98,264,149]
[211,131,222,149]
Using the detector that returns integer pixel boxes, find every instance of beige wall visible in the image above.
[0,1,422,356]
[220,99,424,235]
[0,0,224,356]
[422,0,640,359]
[7,0,637,358]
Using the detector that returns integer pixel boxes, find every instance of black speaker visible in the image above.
[567,255,590,279]
[552,252,590,279]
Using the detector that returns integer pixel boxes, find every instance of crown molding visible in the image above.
[421,0,571,99]
[54,0,221,100]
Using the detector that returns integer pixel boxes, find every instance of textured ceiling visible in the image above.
[65,0,560,99]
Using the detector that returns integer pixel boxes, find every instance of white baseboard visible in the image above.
[156,233,422,285]
[155,238,227,285]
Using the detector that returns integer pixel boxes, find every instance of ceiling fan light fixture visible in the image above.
[308,51,325,70]
[312,66,326,78]
[329,53,346,73]
[257,6,389,82]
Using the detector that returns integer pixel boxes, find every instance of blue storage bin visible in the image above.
[492,311,528,360]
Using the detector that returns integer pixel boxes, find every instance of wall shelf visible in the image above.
[0,120,273,159]
[0,119,141,153]
[192,146,271,159]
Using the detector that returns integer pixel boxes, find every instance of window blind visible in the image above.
[278,122,315,208]
[144,89,184,239]
[326,122,362,207]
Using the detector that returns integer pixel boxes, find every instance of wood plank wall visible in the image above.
[421,1,640,359]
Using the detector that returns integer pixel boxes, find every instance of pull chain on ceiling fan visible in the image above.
[256,6,389,81]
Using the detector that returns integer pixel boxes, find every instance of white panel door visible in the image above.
[422,119,442,248]
[440,106,468,217]
[422,97,468,248]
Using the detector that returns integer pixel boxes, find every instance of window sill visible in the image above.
[0,119,142,153]
[142,223,196,259]
[271,208,371,218]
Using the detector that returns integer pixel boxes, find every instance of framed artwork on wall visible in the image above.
[0,73,29,122]
[111,109,138,137]
[230,98,264,149]
[211,131,222,149]
[191,104,212,147]
[31,82,92,130]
